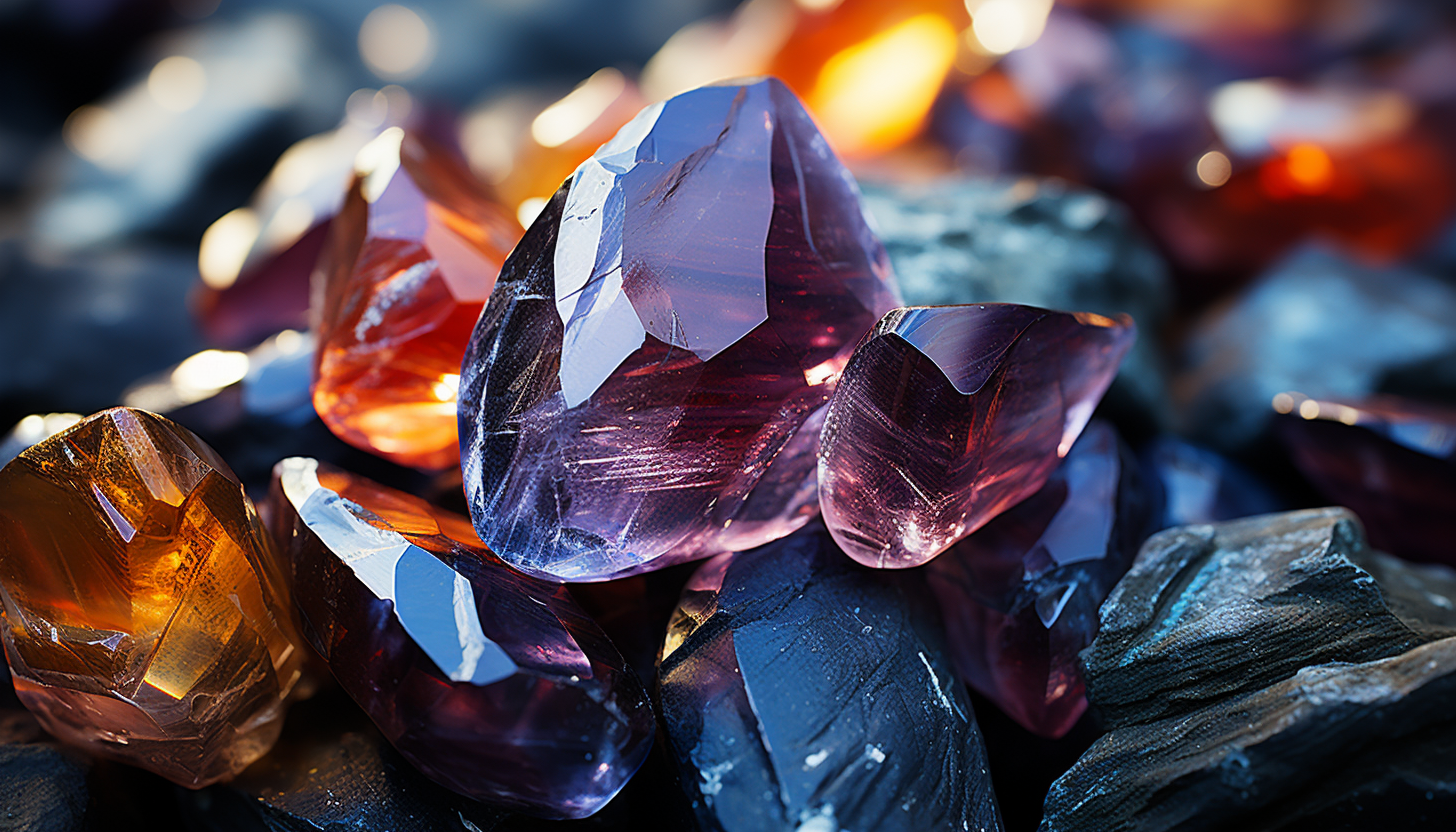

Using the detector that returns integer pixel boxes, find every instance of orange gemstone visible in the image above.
[312,128,523,469]
[0,407,306,787]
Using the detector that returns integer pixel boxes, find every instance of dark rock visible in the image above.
[658,527,1003,832]
[1173,245,1456,452]
[1084,507,1456,727]
[0,711,90,832]
[1139,436,1284,528]
[860,176,1170,429]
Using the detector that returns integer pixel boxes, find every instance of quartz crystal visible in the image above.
[1276,393,1456,565]
[0,408,306,787]
[658,527,1003,832]
[819,304,1135,568]
[458,77,900,582]
[267,458,654,818]
[925,421,1154,738]
[312,128,523,470]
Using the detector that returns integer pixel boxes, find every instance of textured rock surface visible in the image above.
[459,77,899,581]
[658,527,1003,832]
[1084,507,1456,728]
[0,711,90,832]
[1173,245,1456,451]
[268,458,653,817]
[0,408,306,787]
[861,177,1170,424]
[927,421,1154,738]
[819,304,1134,568]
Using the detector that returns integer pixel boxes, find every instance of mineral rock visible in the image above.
[0,710,90,832]
[268,458,654,817]
[312,128,523,470]
[1276,393,1456,566]
[1139,436,1283,528]
[458,78,899,581]
[861,177,1170,424]
[819,304,1134,568]
[926,421,1154,738]
[1173,245,1456,451]
[0,408,307,787]
[658,527,1003,832]
[1083,507,1456,728]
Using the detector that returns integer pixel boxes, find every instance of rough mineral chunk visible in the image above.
[658,527,1003,832]
[458,77,899,581]
[268,458,654,818]
[0,408,307,787]
[819,304,1134,568]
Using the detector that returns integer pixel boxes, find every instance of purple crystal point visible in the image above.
[267,458,654,818]
[458,78,900,581]
[926,421,1154,738]
[819,304,1135,569]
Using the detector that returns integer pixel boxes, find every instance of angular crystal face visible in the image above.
[926,422,1154,738]
[458,77,900,581]
[819,304,1135,568]
[0,408,306,787]
[312,128,523,470]
[658,528,1004,832]
[267,458,654,818]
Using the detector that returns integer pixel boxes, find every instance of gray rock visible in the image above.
[1085,507,1456,728]
[860,176,1171,427]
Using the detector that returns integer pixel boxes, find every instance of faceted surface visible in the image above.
[459,78,900,581]
[312,128,524,470]
[658,527,1003,832]
[819,304,1135,568]
[0,408,306,787]
[1084,508,1456,728]
[925,421,1155,738]
[267,458,654,818]
[1276,393,1456,566]
[1140,436,1283,529]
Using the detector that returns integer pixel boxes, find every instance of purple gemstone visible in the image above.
[926,421,1154,738]
[1276,393,1456,566]
[266,458,654,818]
[819,304,1135,568]
[458,78,900,581]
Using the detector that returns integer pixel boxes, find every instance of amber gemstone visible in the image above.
[312,128,523,470]
[0,408,306,787]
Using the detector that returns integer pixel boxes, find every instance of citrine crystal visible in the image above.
[312,128,523,470]
[819,304,1134,568]
[458,77,900,581]
[268,458,654,817]
[0,407,306,787]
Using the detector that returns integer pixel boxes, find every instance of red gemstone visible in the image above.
[819,303,1134,568]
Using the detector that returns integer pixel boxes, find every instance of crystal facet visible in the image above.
[658,527,1004,832]
[0,408,306,787]
[458,78,900,581]
[926,421,1154,738]
[267,458,654,818]
[819,304,1135,568]
[312,129,523,470]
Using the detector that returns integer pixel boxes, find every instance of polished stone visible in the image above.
[0,408,306,787]
[268,458,654,817]
[658,527,1003,832]
[459,78,899,581]
[312,128,523,470]
[926,421,1154,738]
[1276,393,1456,566]
[819,304,1135,568]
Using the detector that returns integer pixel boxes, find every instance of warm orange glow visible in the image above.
[807,13,959,157]
[1285,143,1333,194]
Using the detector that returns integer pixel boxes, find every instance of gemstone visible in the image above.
[312,128,524,470]
[458,77,900,582]
[819,303,1135,568]
[1083,507,1456,729]
[925,421,1155,738]
[1276,393,1456,566]
[658,527,1004,832]
[267,457,654,818]
[1139,436,1283,529]
[0,407,307,787]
